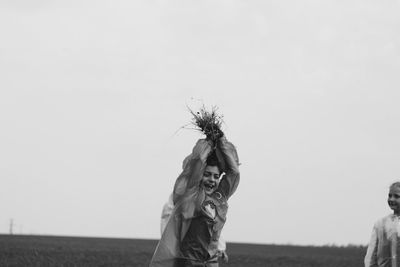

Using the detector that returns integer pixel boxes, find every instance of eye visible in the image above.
[204,172,211,177]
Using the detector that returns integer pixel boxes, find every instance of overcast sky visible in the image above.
[1,0,400,246]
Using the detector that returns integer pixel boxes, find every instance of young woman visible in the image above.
[365,182,400,267]
[150,135,240,267]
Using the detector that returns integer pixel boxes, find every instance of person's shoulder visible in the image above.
[213,190,228,204]
[215,190,226,198]
[374,213,394,226]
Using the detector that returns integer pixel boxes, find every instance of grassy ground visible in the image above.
[0,234,366,267]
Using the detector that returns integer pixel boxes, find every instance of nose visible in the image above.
[208,177,216,183]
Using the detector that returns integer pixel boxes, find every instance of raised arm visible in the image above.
[216,136,240,199]
[173,139,213,205]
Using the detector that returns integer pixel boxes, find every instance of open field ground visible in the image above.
[0,234,366,267]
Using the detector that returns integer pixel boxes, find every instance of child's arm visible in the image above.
[216,136,240,199]
[364,223,378,267]
[173,139,213,205]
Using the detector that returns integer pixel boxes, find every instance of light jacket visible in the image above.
[150,137,239,267]
[365,214,400,267]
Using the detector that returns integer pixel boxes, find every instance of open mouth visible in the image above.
[203,181,216,191]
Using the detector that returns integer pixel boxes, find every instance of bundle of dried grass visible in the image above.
[189,106,224,142]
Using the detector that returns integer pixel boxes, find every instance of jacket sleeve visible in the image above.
[364,223,379,267]
[160,194,174,235]
[172,139,213,215]
[216,136,240,199]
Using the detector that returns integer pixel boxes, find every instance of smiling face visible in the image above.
[201,165,221,195]
[388,185,400,215]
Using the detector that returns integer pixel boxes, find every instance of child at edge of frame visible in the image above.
[365,182,400,267]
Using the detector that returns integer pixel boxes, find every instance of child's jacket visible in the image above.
[365,214,400,267]
[150,137,240,267]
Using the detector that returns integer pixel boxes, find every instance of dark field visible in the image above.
[0,234,366,267]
